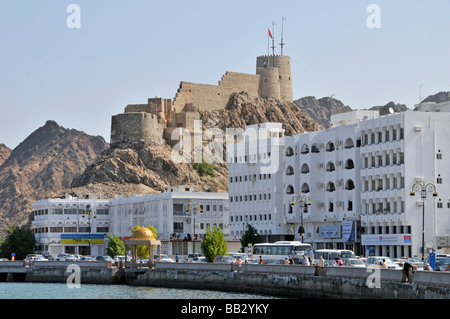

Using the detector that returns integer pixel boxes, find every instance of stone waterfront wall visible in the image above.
[125,263,450,299]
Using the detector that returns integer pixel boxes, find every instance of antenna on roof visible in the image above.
[280,17,286,56]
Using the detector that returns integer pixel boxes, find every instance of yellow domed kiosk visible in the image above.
[125,226,161,268]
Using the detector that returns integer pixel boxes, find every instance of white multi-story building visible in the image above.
[108,185,231,255]
[32,187,230,257]
[32,194,111,256]
[227,123,287,242]
[228,105,450,259]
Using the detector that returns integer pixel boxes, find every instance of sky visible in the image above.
[1,0,450,149]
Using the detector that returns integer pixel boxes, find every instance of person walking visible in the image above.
[318,256,325,267]
[402,261,414,283]
[259,256,263,264]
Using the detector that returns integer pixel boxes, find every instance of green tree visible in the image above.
[240,224,262,253]
[130,225,158,259]
[200,225,228,262]
[0,225,36,260]
[106,234,125,258]
[193,157,216,177]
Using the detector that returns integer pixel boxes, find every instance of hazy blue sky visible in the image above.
[1,1,450,148]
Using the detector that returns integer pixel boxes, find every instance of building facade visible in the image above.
[32,187,231,257]
[32,194,111,256]
[227,123,287,243]
[227,106,450,259]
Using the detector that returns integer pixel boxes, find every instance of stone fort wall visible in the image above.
[110,55,293,146]
[172,71,261,113]
[111,112,165,147]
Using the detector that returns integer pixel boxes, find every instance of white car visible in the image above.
[366,256,402,269]
[56,253,76,261]
[343,258,366,268]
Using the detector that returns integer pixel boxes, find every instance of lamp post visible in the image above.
[82,204,96,256]
[185,201,203,255]
[290,193,312,243]
[410,180,438,261]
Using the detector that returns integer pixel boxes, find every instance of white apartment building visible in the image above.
[108,185,231,255]
[228,105,450,259]
[32,187,231,257]
[32,194,111,256]
[227,123,287,242]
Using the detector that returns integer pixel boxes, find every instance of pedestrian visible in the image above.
[338,258,343,267]
[402,261,414,283]
[284,258,290,265]
[289,256,294,265]
[259,256,263,264]
[318,256,325,267]
[424,263,433,271]
[381,259,388,269]
[303,254,310,266]
[175,253,179,263]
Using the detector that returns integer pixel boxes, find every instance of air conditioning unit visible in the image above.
[317,202,324,208]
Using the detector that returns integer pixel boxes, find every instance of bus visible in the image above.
[314,249,355,263]
[252,241,313,264]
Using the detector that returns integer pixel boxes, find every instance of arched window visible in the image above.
[345,159,355,170]
[286,185,295,194]
[326,141,335,152]
[326,182,336,192]
[301,183,310,193]
[301,164,310,174]
[344,138,354,149]
[286,166,294,175]
[345,179,355,190]
[326,161,335,172]
[301,144,309,154]
[286,147,294,156]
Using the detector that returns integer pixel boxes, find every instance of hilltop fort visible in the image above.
[110,55,293,148]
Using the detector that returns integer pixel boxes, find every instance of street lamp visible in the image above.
[82,204,96,256]
[290,193,312,243]
[185,201,203,255]
[410,180,438,261]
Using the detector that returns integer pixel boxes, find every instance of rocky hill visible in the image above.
[294,96,411,128]
[0,121,109,233]
[0,144,11,166]
[70,92,321,196]
[293,96,352,128]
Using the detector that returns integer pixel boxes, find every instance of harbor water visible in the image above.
[0,282,280,299]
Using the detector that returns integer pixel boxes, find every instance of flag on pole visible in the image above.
[268,28,273,39]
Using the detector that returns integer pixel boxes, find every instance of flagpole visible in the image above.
[267,28,270,66]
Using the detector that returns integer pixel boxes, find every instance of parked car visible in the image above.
[192,257,207,263]
[56,253,74,261]
[25,254,48,261]
[95,255,113,262]
[343,258,366,268]
[153,254,175,262]
[79,256,95,261]
[213,255,235,263]
[424,256,450,271]
[187,253,204,263]
[366,256,402,269]
[113,255,131,263]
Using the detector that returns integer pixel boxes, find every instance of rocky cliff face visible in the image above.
[0,121,109,232]
[201,92,322,135]
[293,96,352,129]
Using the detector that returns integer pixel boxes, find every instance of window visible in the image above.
[437,153,442,160]
[437,202,443,209]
